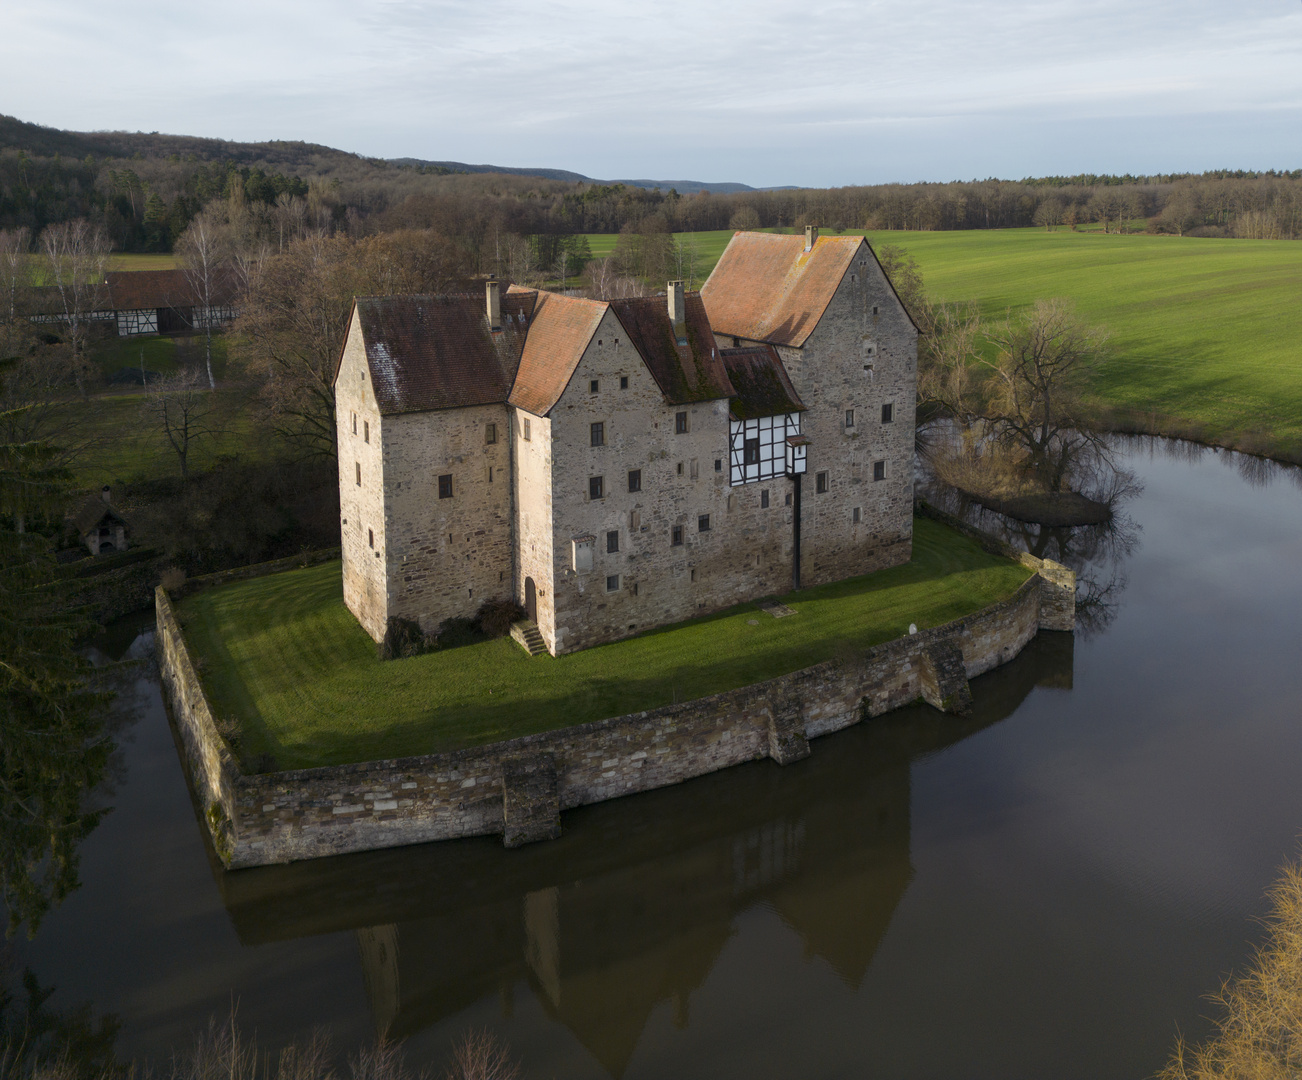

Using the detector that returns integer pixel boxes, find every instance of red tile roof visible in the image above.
[720,345,805,420]
[507,290,607,416]
[607,292,733,405]
[351,293,532,415]
[701,232,864,348]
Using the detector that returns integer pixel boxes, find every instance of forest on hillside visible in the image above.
[3,114,1302,254]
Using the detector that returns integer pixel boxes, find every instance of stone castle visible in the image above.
[334,228,918,656]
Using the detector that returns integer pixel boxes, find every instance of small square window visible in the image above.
[853,506,861,523]
[714,458,722,472]
[620,376,629,389]
[368,528,374,548]
[355,461,361,486]
[744,438,759,465]
[628,469,641,493]
[675,411,688,434]
[785,492,793,506]
[672,525,684,546]
[485,423,497,444]
[698,514,710,532]
[761,489,770,508]
[589,475,604,500]
[438,474,453,499]
[845,409,855,428]
[816,471,829,494]
[591,422,604,447]
[523,417,531,441]
[607,530,619,553]
[590,379,599,393]
[363,420,369,443]
[882,403,894,423]
[873,460,886,481]
[872,305,879,315]
[606,574,620,592]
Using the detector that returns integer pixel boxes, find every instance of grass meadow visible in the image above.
[177,516,1031,769]
[588,226,1302,454]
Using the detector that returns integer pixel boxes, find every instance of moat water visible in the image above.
[14,436,1302,1078]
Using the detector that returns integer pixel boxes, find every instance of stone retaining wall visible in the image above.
[157,550,1073,869]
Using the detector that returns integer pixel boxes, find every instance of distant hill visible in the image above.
[0,115,786,191]
[383,159,780,194]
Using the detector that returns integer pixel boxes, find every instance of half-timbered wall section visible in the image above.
[116,308,159,336]
[728,413,801,486]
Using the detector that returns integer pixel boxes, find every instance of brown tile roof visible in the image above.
[351,294,530,415]
[720,346,805,420]
[607,292,733,405]
[507,290,607,416]
[70,493,128,535]
[105,269,238,311]
[701,232,864,348]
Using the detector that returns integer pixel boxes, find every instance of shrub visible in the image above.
[475,598,524,638]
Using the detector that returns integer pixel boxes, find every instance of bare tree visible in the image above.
[980,299,1110,492]
[39,219,109,395]
[0,227,32,323]
[176,209,230,388]
[672,235,701,289]
[236,230,468,460]
[145,367,222,483]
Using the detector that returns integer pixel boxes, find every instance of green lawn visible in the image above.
[177,516,1031,770]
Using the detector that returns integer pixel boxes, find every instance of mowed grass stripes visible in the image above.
[177,517,1030,769]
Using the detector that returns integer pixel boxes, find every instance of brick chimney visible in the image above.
[486,276,501,331]
[805,225,818,252]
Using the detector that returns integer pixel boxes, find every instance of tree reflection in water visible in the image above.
[212,632,1074,1078]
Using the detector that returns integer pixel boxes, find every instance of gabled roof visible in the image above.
[720,346,805,420]
[607,293,733,405]
[350,293,532,415]
[70,494,128,535]
[701,232,864,348]
[507,290,607,416]
[105,269,238,311]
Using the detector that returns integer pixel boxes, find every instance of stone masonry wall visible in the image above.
[158,562,1072,869]
[772,238,918,588]
[382,402,513,634]
[337,308,389,641]
[546,307,796,654]
[513,408,557,649]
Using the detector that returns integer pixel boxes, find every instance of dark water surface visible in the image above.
[17,438,1302,1078]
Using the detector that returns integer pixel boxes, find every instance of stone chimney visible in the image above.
[805,225,818,252]
[486,276,501,331]
[667,280,686,331]
[101,485,111,504]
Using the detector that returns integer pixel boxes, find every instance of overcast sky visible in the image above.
[5,0,1301,187]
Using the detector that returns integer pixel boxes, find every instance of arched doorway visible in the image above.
[524,577,537,623]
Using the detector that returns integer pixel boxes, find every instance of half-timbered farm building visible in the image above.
[335,228,918,656]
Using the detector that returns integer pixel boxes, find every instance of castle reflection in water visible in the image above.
[215,633,1073,1078]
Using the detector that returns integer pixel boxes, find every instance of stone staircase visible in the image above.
[510,619,547,656]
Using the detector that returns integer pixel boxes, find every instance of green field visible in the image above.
[585,226,1302,454]
[861,228,1302,452]
[107,253,177,272]
[60,387,264,488]
[177,516,1031,770]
